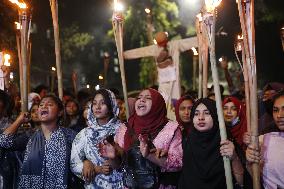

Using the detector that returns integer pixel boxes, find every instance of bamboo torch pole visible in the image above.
[237,1,260,188]
[113,0,129,120]
[192,48,198,91]
[50,0,63,100]
[248,1,260,188]
[241,40,251,133]
[203,1,233,188]
[15,22,25,111]
[20,9,29,112]
[196,14,203,98]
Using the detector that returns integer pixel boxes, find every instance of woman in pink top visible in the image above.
[102,88,182,189]
[246,91,284,189]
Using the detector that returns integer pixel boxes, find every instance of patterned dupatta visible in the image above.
[19,127,75,189]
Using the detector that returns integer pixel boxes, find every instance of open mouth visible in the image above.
[138,104,146,110]
[40,110,49,116]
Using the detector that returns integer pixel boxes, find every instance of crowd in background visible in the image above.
[0,75,283,189]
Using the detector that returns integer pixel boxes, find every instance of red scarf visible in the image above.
[124,88,168,150]
[223,96,247,150]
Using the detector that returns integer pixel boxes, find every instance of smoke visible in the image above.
[176,0,203,27]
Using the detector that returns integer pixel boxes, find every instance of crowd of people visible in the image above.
[0,79,283,189]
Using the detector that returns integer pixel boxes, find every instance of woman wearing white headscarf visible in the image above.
[70,89,123,189]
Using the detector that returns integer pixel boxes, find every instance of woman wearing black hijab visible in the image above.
[179,98,244,189]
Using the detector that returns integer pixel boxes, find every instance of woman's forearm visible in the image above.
[232,156,244,185]
[3,118,23,135]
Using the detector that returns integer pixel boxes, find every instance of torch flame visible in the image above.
[15,22,22,30]
[196,13,203,21]
[9,0,27,9]
[238,34,243,40]
[114,0,124,12]
[191,47,198,56]
[205,0,222,12]
[4,54,11,67]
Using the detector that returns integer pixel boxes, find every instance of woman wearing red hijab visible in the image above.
[101,88,182,189]
[223,96,247,150]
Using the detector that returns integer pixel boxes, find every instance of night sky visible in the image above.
[4,0,284,93]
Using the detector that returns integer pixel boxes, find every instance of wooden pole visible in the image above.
[103,54,110,87]
[248,1,260,188]
[192,54,198,91]
[237,1,260,188]
[16,33,25,111]
[113,12,130,120]
[202,42,208,98]
[50,0,63,100]
[72,71,78,96]
[27,42,32,93]
[196,17,203,98]
[241,43,251,133]
[204,11,233,189]
[20,10,29,112]
[201,20,209,98]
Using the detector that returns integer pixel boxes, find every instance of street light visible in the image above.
[51,66,56,71]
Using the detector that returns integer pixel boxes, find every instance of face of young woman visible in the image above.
[179,100,193,123]
[92,94,110,123]
[193,103,214,132]
[65,101,78,116]
[223,102,238,123]
[38,97,61,123]
[273,96,284,131]
[31,105,40,122]
[135,90,152,116]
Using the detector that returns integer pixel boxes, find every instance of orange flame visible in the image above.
[9,0,27,9]
[205,0,222,12]
[14,22,22,29]
[4,54,11,67]
[238,34,243,40]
